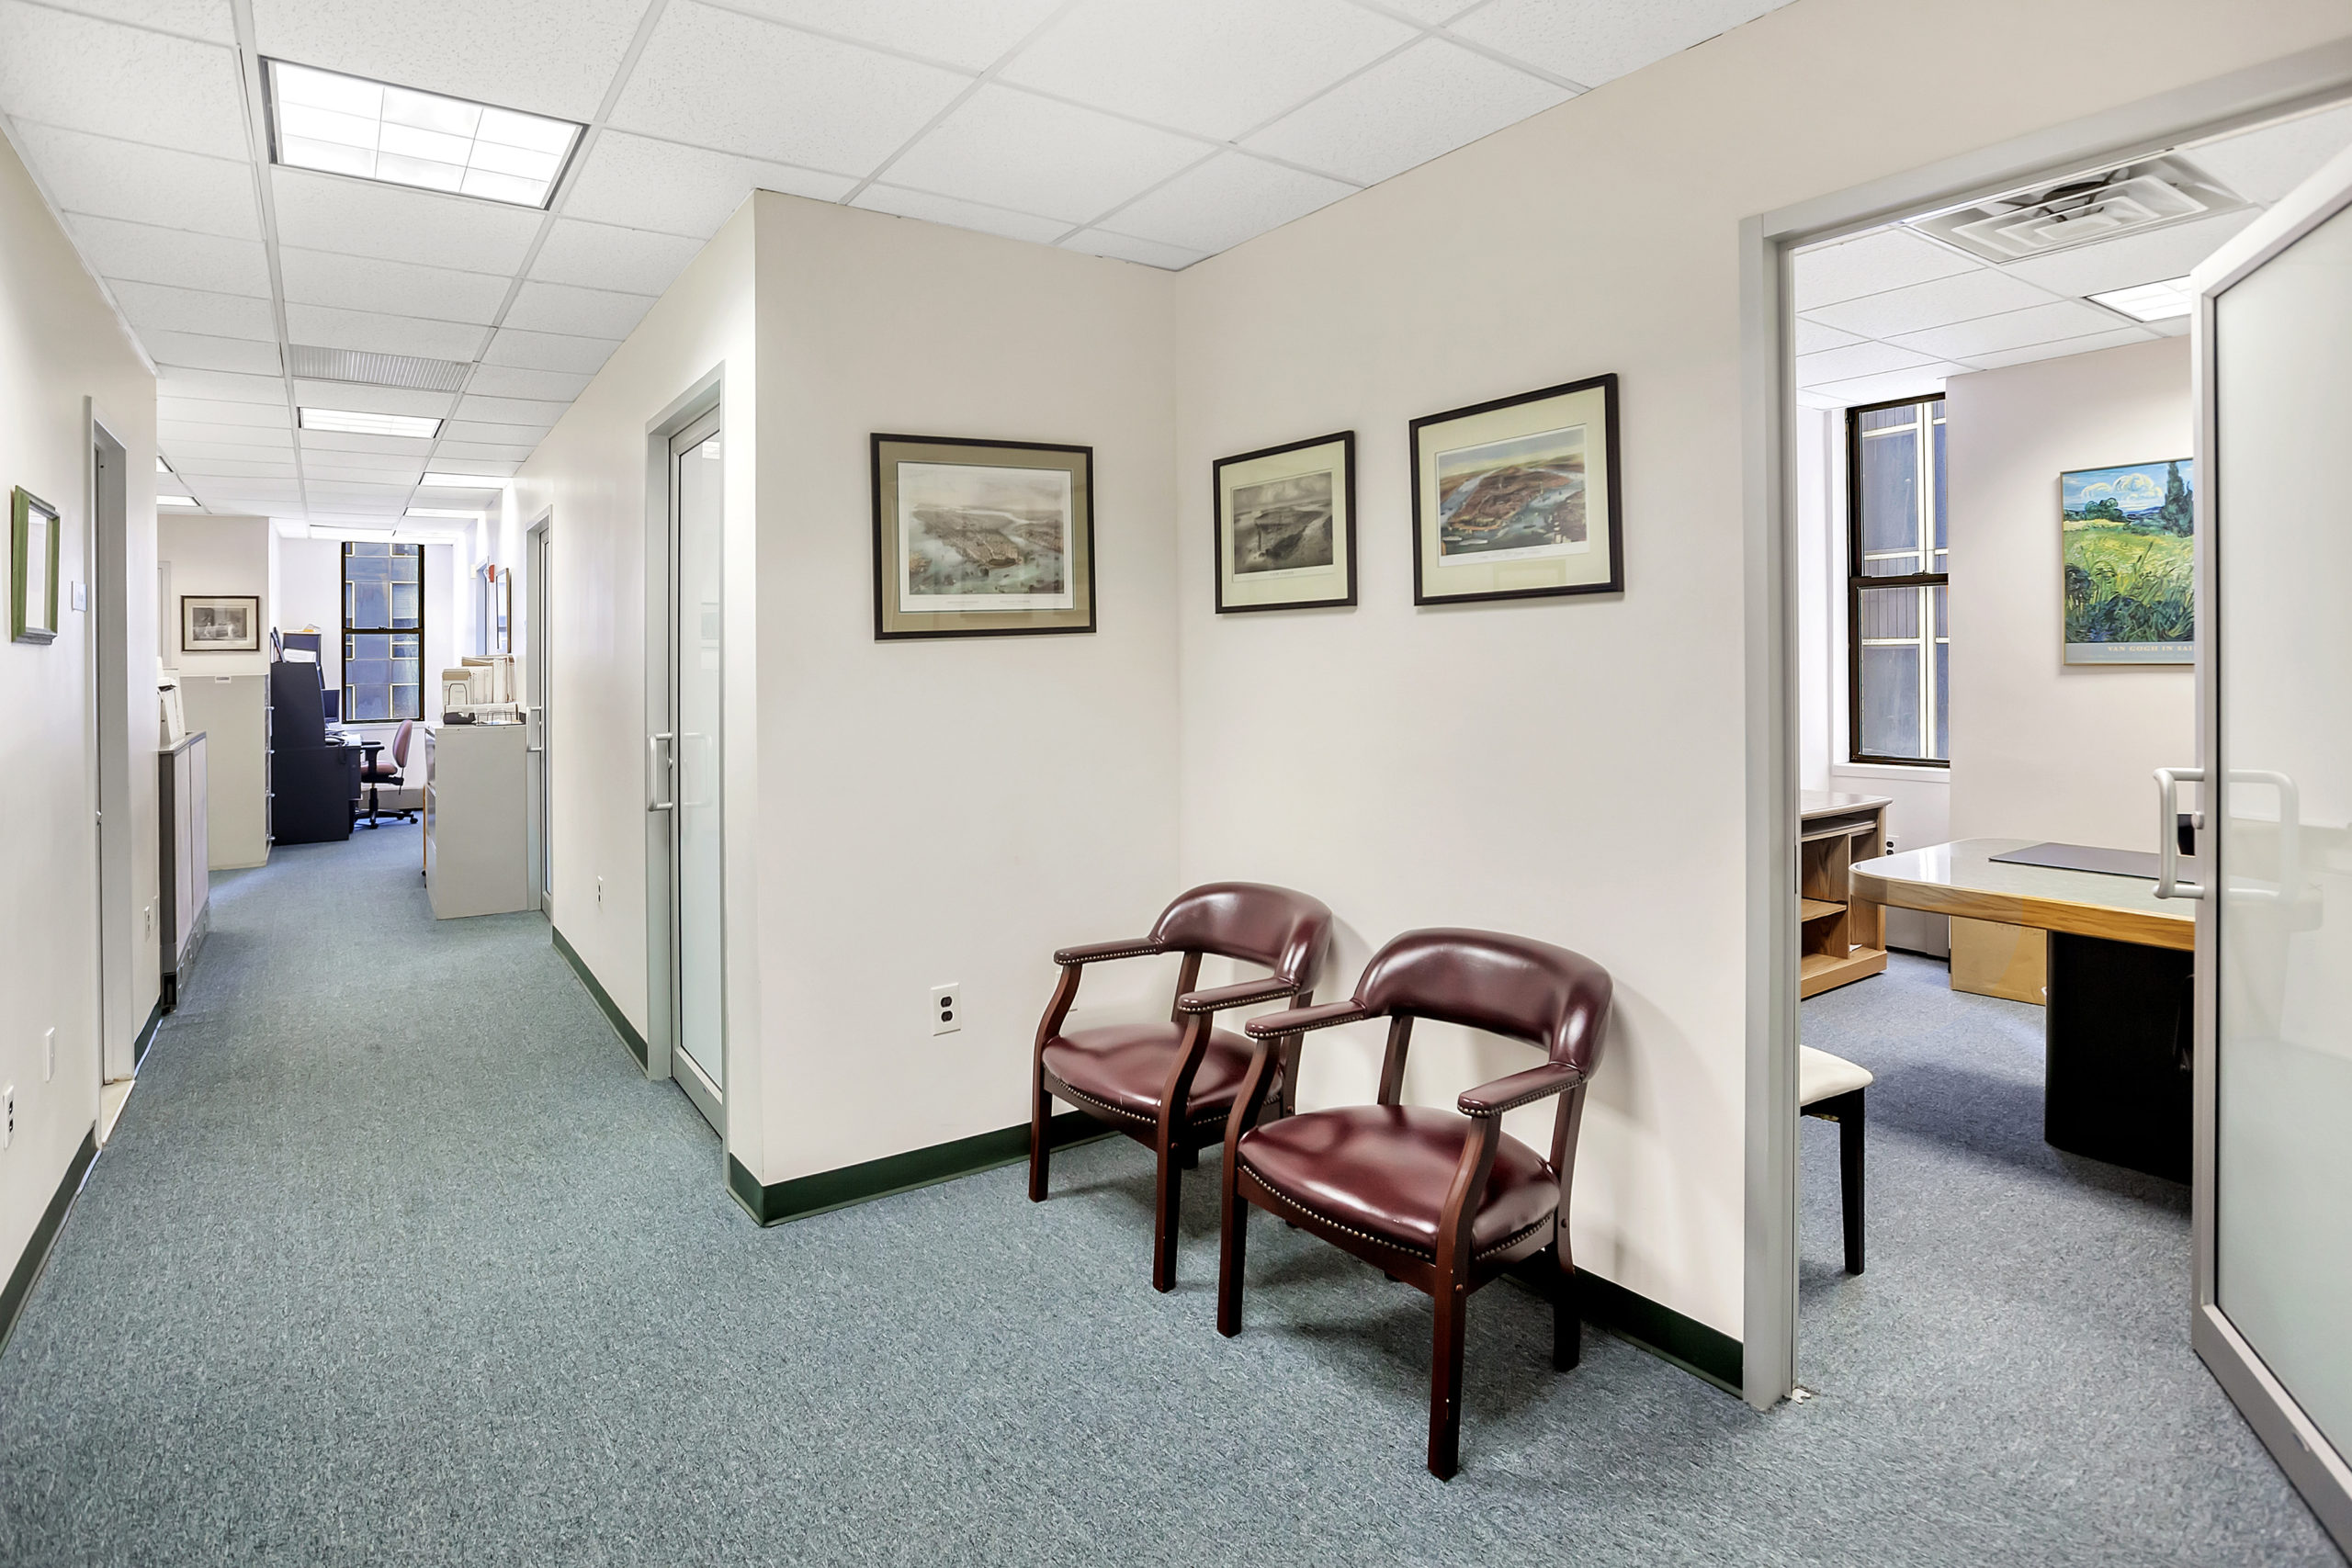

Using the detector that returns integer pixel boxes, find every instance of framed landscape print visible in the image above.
[2062,457,2193,664]
[181,593,260,652]
[1214,431,1355,613]
[12,486,60,644]
[871,434,1095,639]
[1409,374,1622,605]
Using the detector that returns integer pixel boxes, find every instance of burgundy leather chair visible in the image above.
[1029,883,1333,1292]
[1216,927,1611,1479]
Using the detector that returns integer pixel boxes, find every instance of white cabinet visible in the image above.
[158,730,209,1008]
[176,672,269,868]
[424,723,530,919]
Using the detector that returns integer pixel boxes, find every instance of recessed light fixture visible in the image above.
[404,507,481,519]
[299,406,442,439]
[313,525,399,542]
[159,494,198,507]
[2089,275,2197,322]
[419,472,511,489]
[264,59,583,209]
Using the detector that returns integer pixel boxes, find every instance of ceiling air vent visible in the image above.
[1905,157,2247,263]
[288,344,469,393]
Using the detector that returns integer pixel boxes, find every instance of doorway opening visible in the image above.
[87,413,134,1093]
[526,513,551,917]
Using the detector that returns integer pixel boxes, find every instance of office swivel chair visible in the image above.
[361,720,416,828]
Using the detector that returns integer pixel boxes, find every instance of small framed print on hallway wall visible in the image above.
[871,434,1096,640]
[1409,373,1623,605]
[1213,430,1356,614]
[11,486,60,644]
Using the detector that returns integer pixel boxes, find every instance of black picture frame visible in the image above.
[870,433,1097,640]
[180,593,262,653]
[1212,430,1357,615]
[1408,372,1623,605]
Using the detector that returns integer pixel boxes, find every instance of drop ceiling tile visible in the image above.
[2188,102,2352,205]
[306,480,415,500]
[607,2,968,172]
[306,459,425,482]
[164,439,298,462]
[1793,342,1939,386]
[160,395,285,427]
[1891,300,2136,361]
[35,0,236,43]
[291,380,453,418]
[1450,0,1785,88]
[1057,228,1206,270]
[1956,327,2156,372]
[67,213,269,297]
[0,2,248,157]
[250,0,646,121]
[717,0,1067,71]
[463,366,591,401]
[1804,364,1963,409]
[164,419,301,446]
[1104,152,1354,255]
[454,394,570,427]
[2144,315,2189,339]
[1804,268,2059,340]
[1002,0,1414,141]
[481,328,620,375]
[879,86,1206,226]
[561,130,853,238]
[1793,227,1980,310]
[1792,318,1862,355]
[419,458,517,479]
[283,304,489,362]
[444,420,550,446]
[501,281,653,340]
[279,248,512,325]
[434,441,540,463]
[271,168,544,273]
[1243,39,1569,186]
[850,183,1075,246]
[530,219,706,297]
[143,331,284,374]
[6,124,259,239]
[1996,211,2258,299]
[175,459,300,479]
[1383,0,1487,18]
[112,279,277,341]
[157,368,288,405]
[300,430,434,457]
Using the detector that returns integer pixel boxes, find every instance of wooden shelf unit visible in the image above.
[1799,793,1892,998]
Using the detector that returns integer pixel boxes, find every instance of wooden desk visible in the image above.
[1852,838,2193,1181]
[1799,792,1891,998]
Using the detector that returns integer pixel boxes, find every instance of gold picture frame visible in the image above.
[871,434,1095,639]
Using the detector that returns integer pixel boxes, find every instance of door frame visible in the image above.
[525,509,552,917]
[2178,144,2352,1551]
[1736,39,2352,1415]
[86,407,134,1084]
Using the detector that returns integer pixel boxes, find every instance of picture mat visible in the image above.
[872,436,1093,638]
[22,509,50,633]
[895,460,1076,614]
[1416,381,1614,597]
[2061,457,2193,665]
[1217,436,1351,609]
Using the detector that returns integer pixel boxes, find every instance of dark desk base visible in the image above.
[2044,932,2193,1182]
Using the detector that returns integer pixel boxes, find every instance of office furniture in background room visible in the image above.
[176,672,269,869]
[1029,883,1334,1292]
[1219,928,1612,1480]
[1800,1045,1871,1275]
[1852,840,2193,1180]
[268,660,359,845]
[1951,916,2048,1003]
[1800,792,1891,998]
[361,720,415,827]
[424,722,530,919]
[158,730,209,1011]
[279,629,321,662]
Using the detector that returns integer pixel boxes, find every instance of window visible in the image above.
[342,542,423,722]
[1847,396,1948,765]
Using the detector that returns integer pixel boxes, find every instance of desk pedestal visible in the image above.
[2045,933,2193,1182]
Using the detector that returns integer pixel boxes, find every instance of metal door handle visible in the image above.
[647,731,674,811]
[2228,769,2301,904]
[2154,767,2205,899]
[527,705,545,753]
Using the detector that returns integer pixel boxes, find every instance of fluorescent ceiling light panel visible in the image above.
[266,59,583,209]
[313,525,398,541]
[155,457,173,474]
[405,507,481,518]
[420,472,510,489]
[299,406,443,438]
[159,494,198,507]
[2089,276,2196,322]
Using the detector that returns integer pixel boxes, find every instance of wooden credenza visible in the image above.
[1799,791,1891,998]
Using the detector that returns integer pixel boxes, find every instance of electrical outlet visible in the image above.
[3,1086,13,1151]
[931,984,961,1036]
[43,1028,55,1083]
[142,903,153,939]
[595,875,605,908]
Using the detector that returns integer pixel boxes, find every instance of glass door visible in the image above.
[2180,148,2352,1552]
[669,410,725,1130]
[526,518,550,915]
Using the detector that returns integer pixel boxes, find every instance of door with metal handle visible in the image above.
[2154,766,2205,899]
[646,731,674,811]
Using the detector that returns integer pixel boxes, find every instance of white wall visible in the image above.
[0,124,158,1285]
[272,532,342,691]
[1947,337,2196,848]
[159,514,267,677]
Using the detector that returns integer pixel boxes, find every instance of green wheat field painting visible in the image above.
[2062,458,2194,664]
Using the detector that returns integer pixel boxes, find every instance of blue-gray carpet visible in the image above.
[0,828,2337,1566]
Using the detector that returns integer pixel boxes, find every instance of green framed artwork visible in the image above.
[2062,458,2193,664]
[11,485,60,645]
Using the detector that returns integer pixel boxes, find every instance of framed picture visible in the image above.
[871,434,1094,639]
[181,593,261,652]
[2062,457,2193,664]
[1213,431,1355,614]
[11,486,60,644]
[1409,373,1623,605]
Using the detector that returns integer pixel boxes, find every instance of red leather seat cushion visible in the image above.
[1238,1105,1557,1259]
[1042,1023,1271,1126]
[362,763,401,781]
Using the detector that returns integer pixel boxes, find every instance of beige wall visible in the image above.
[1946,337,2197,849]
[159,513,267,675]
[1167,0,2346,1338]
[0,124,157,1282]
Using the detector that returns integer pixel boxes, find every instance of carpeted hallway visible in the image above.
[0,827,2336,1566]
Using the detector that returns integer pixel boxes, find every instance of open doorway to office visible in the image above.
[526,513,551,917]
[86,412,136,1132]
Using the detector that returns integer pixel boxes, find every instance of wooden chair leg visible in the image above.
[1152,1134,1182,1292]
[1840,1089,1865,1275]
[1552,1243,1580,1371]
[1217,1168,1248,1337]
[1429,1269,1469,1481]
[1027,1071,1052,1203]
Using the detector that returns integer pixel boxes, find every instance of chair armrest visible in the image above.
[1174,977,1299,1015]
[1458,1063,1582,1118]
[1245,999,1370,1039]
[1053,937,1160,967]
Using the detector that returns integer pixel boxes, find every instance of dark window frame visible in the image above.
[340,540,425,724]
[1846,394,1949,768]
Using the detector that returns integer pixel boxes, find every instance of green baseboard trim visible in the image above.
[0,1128,99,1361]
[729,1109,1114,1226]
[130,999,163,1069]
[551,926,649,1071]
[1570,1269,1743,1394]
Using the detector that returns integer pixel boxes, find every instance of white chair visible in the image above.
[1801,1045,1873,1274]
